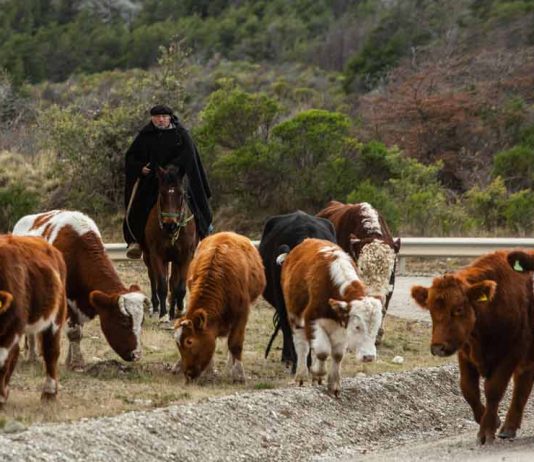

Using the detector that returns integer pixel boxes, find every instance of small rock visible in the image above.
[391,355,404,364]
[3,420,27,434]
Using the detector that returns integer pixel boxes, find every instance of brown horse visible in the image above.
[141,165,198,320]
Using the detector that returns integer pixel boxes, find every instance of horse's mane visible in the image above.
[161,165,184,185]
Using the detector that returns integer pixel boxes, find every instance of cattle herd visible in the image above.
[1,203,534,445]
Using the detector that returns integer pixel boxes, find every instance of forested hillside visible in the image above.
[1,0,534,237]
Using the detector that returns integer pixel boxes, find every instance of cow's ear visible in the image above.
[467,281,496,305]
[192,309,207,331]
[393,238,401,253]
[0,290,14,315]
[89,290,117,311]
[507,251,534,272]
[329,298,350,326]
[411,286,429,309]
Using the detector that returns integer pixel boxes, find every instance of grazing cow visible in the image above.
[411,251,534,444]
[280,238,383,396]
[174,232,265,383]
[0,235,67,406]
[13,211,148,368]
[259,211,337,369]
[317,201,400,343]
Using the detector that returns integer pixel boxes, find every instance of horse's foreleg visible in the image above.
[150,255,169,321]
[169,262,188,319]
[144,251,159,317]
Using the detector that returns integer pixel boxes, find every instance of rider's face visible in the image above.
[151,114,171,129]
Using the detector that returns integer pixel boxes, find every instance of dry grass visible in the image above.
[1,261,452,426]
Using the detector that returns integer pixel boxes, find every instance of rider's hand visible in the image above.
[141,165,151,176]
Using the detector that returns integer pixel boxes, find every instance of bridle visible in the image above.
[157,188,194,245]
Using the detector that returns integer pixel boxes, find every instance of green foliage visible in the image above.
[464,177,508,231]
[0,184,39,232]
[493,145,534,191]
[503,189,534,234]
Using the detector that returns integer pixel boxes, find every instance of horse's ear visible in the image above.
[156,166,165,181]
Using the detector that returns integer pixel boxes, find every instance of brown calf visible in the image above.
[280,238,383,396]
[13,211,148,367]
[411,251,534,444]
[174,232,265,382]
[0,235,67,406]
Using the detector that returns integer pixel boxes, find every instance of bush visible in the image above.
[492,145,534,191]
[503,189,534,234]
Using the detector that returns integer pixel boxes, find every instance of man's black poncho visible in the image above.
[123,119,212,243]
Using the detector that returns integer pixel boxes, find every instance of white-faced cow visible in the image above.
[280,238,383,396]
[412,251,534,444]
[259,211,337,370]
[13,211,148,368]
[317,201,400,343]
[0,235,67,406]
[174,232,265,383]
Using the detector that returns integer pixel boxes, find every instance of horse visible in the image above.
[141,165,198,321]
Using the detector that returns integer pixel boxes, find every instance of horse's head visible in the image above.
[156,165,186,236]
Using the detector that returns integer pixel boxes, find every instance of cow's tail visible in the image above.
[275,244,290,265]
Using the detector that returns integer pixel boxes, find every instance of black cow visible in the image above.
[259,211,337,369]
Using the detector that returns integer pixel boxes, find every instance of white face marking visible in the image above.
[0,335,20,368]
[357,241,396,302]
[359,203,382,235]
[321,246,360,296]
[12,210,101,243]
[346,297,383,361]
[119,292,145,353]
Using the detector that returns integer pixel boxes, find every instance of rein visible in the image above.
[157,195,194,245]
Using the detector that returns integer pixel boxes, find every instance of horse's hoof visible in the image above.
[498,428,517,439]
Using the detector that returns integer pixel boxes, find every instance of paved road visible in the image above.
[387,276,432,322]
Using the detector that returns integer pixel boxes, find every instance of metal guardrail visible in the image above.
[105,238,534,265]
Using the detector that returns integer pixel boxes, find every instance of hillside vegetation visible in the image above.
[1,0,534,237]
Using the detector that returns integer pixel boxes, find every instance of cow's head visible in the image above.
[174,309,215,381]
[350,236,400,305]
[330,296,383,362]
[411,275,496,357]
[89,284,147,361]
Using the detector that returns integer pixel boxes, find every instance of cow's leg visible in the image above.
[458,353,485,424]
[143,252,159,317]
[310,323,330,386]
[479,362,515,445]
[292,326,310,386]
[327,329,346,397]
[0,344,20,409]
[227,309,249,383]
[499,367,534,439]
[25,334,39,362]
[169,262,188,320]
[65,317,84,370]
[40,326,61,401]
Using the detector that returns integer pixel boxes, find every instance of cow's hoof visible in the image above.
[498,428,516,439]
[40,392,57,402]
[231,364,246,384]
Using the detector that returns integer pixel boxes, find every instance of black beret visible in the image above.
[150,104,173,116]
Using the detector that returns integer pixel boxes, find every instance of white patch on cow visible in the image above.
[68,299,90,325]
[119,292,145,354]
[25,316,56,335]
[276,253,287,265]
[313,319,347,356]
[13,210,101,243]
[292,327,310,383]
[42,376,57,395]
[346,297,383,361]
[359,202,382,235]
[322,247,360,296]
[0,335,19,368]
[357,240,396,302]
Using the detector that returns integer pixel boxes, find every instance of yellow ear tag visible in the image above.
[0,301,2,309]
[477,293,488,302]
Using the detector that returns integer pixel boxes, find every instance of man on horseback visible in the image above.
[124,104,213,259]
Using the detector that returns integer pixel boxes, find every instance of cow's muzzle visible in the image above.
[431,343,455,357]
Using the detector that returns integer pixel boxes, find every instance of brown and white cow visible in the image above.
[317,201,400,343]
[280,238,383,396]
[0,235,67,406]
[174,232,265,383]
[411,251,534,444]
[13,211,149,368]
